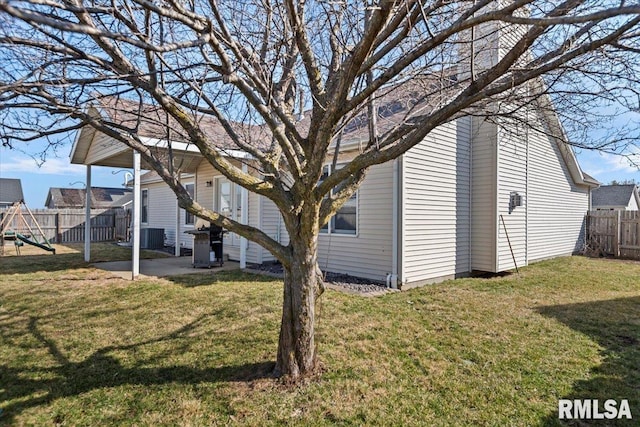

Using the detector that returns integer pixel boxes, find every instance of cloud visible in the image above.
[0,156,85,176]
[602,151,640,174]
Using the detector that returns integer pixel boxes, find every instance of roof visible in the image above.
[0,178,24,204]
[592,184,639,208]
[69,75,596,188]
[45,187,132,209]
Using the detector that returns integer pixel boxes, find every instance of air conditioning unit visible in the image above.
[141,228,164,249]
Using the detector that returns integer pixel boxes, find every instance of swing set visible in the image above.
[0,201,56,256]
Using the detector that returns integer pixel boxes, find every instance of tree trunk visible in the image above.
[274,216,324,381]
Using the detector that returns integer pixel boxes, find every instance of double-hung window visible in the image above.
[319,164,357,235]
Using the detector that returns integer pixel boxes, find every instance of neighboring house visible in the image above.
[0,178,24,208]
[45,187,133,209]
[591,184,640,211]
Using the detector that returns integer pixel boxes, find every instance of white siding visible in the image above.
[627,196,639,211]
[402,118,472,284]
[259,197,287,262]
[496,125,528,271]
[85,133,124,165]
[471,117,498,271]
[143,180,193,249]
[527,111,589,261]
[316,162,394,283]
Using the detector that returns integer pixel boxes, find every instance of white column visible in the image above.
[175,177,181,257]
[240,163,249,269]
[84,165,92,262]
[132,152,141,279]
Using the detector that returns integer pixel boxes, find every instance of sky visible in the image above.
[1,131,639,209]
[0,142,131,208]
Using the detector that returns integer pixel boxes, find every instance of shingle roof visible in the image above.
[0,178,24,204]
[94,73,456,153]
[592,184,638,207]
[46,187,132,209]
[95,96,271,150]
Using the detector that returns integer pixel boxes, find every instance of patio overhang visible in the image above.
[69,115,252,279]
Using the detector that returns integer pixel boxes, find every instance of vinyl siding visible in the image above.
[316,162,394,283]
[496,125,528,271]
[260,197,287,262]
[527,111,589,261]
[142,181,194,249]
[402,118,472,283]
[85,133,125,165]
[471,117,497,271]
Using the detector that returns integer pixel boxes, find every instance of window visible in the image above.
[319,164,358,235]
[141,189,148,224]
[184,183,195,225]
[216,178,243,245]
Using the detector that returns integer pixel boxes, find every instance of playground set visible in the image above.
[0,201,56,256]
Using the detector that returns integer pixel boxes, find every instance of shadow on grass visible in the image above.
[0,243,167,275]
[165,270,281,288]
[537,296,640,426]
[0,315,275,425]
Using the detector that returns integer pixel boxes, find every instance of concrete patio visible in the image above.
[93,256,240,280]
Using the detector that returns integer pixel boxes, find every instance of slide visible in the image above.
[15,233,56,254]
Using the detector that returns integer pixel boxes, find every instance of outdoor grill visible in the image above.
[185,225,224,268]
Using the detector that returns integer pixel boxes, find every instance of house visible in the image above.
[0,178,24,208]
[45,187,133,209]
[591,184,640,211]
[69,92,599,287]
[68,19,601,286]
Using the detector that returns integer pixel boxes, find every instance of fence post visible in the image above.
[55,212,61,243]
[615,210,621,257]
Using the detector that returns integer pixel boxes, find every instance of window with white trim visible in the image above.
[319,164,357,235]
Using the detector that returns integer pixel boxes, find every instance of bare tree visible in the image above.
[1,0,639,380]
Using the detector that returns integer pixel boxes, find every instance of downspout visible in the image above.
[240,163,249,268]
[388,158,400,289]
[468,116,473,274]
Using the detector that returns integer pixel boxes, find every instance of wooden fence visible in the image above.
[586,210,640,260]
[0,208,130,244]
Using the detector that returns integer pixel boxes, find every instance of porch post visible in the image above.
[175,176,181,257]
[132,151,141,279]
[84,165,92,262]
[240,163,249,269]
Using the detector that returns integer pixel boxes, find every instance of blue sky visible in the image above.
[0,143,131,208]
[1,133,639,209]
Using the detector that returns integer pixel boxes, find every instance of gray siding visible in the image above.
[402,118,472,283]
[527,112,589,261]
[471,117,498,271]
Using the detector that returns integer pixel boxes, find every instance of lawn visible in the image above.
[1,245,638,426]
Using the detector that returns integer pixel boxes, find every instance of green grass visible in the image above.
[1,249,638,426]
